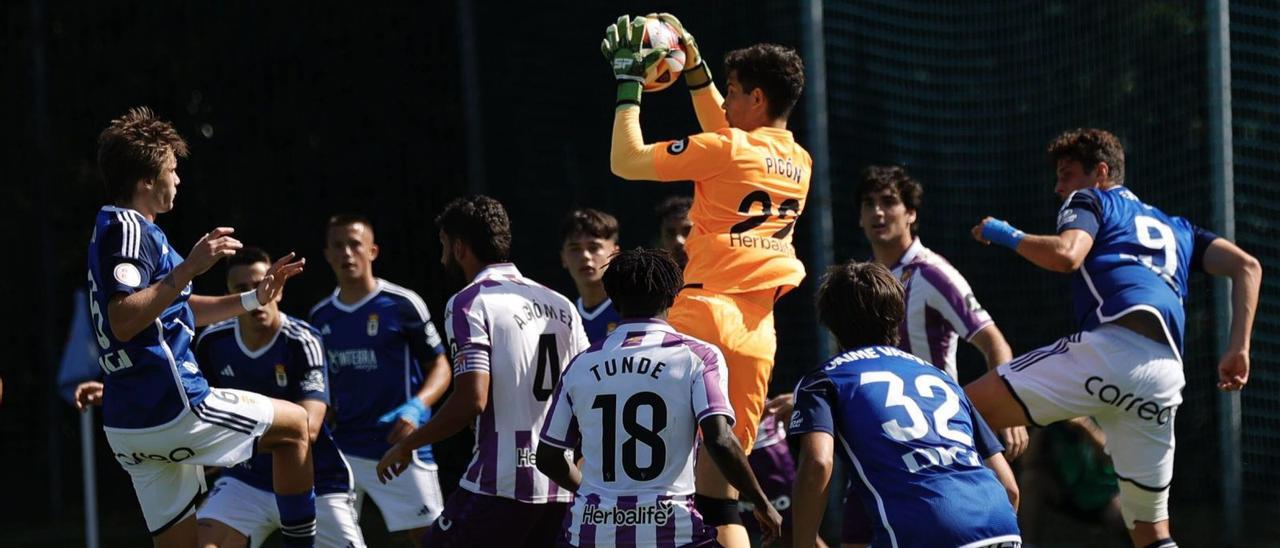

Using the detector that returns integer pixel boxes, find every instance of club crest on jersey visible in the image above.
[367,314,379,337]
[899,268,914,285]
[274,364,288,387]
[320,324,332,335]
[113,263,142,288]
[606,322,618,335]
[667,138,688,155]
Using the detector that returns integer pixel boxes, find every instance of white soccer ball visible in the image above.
[639,19,687,93]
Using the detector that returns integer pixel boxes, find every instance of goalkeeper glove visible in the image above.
[651,12,712,90]
[602,14,668,106]
[377,398,427,427]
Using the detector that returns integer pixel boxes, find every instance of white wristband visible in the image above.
[240,290,263,312]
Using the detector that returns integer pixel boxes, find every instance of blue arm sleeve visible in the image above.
[294,327,330,404]
[789,373,837,436]
[970,404,1005,458]
[1189,224,1221,273]
[99,221,158,297]
[1057,190,1103,237]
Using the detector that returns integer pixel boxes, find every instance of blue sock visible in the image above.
[276,490,316,547]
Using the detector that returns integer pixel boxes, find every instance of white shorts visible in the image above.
[347,455,444,532]
[104,388,275,534]
[198,475,367,548]
[998,323,1184,490]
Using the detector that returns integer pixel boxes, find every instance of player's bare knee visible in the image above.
[265,400,310,450]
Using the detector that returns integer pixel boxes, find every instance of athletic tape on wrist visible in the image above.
[240,290,263,312]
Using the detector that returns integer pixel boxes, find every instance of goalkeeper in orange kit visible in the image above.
[603,14,811,548]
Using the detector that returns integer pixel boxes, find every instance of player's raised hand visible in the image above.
[601,15,667,83]
[376,442,413,484]
[254,252,305,307]
[1216,348,1249,391]
[753,502,784,545]
[185,227,243,277]
[971,217,994,245]
[651,12,701,69]
[999,426,1029,460]
[74,380,104,411]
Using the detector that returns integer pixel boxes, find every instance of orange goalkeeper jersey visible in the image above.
[652,126,811,294]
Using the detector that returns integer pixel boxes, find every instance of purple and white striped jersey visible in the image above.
[444,263,588,504]
[540,319,732,547]
[890,239,994,379]
[752,412,787,451]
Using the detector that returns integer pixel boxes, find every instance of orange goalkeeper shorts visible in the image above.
[669,286,778,452]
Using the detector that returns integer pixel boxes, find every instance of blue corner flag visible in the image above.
[57,289,101,405]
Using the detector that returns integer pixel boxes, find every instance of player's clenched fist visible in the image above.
[183,227,243,277]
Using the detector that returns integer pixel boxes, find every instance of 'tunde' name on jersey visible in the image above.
[540,319,732,547]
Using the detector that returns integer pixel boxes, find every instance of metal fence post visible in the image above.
[1206,0,1241,543]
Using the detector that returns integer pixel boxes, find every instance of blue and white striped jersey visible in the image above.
[1057,186,1219,358]
[309,279,445,462]
[86,206,210,430]
[196,315,352,495]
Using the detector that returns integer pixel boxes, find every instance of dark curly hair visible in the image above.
[97,106,190,203]
[816,261,905,350]
[602,248,683,318]
[855,165,924,235]
[723,43,805,119]
[654,195,692,223]
[435,195,513,263]
[1048,128,1126,185]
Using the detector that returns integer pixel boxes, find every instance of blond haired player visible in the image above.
[603,14,810,547]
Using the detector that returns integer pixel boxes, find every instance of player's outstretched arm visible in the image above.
[984,452,1021,512]
[699,415,783,544]
[189,252,305,327]
[1201,238,1262,391]
[972,217,1095,273]
[108,227,242,341]
[376,371,489,483]
[791,431,833,548]
[651,12,729,132]
[534,443,582,492]
[603,15,668,182]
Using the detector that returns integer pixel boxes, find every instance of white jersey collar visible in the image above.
[234,315,287,359]
[577,297,614,320]
[329,279,386,313]
[473,262,521,282]
[890,238,926,273]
